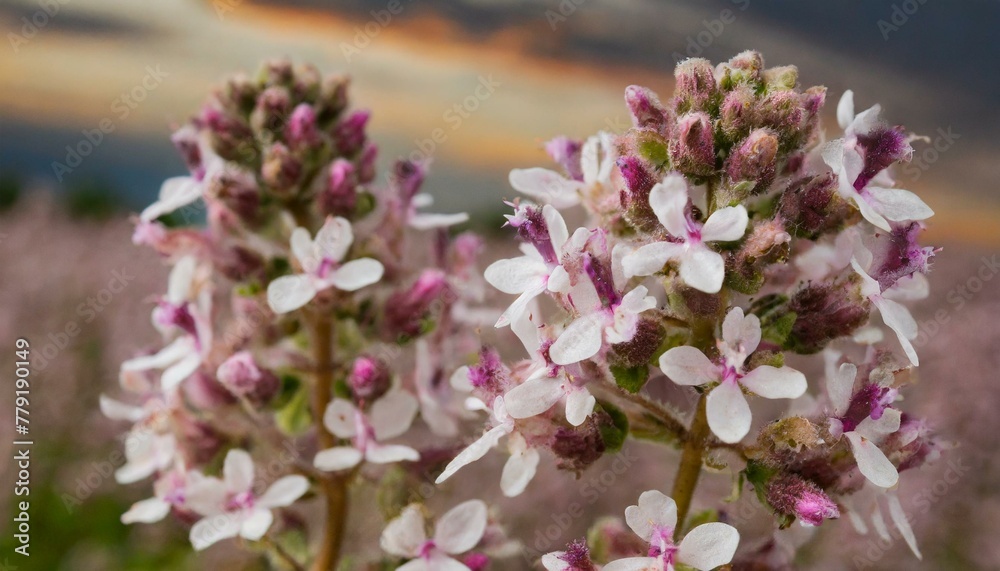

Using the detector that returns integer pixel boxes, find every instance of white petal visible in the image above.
[314,216,354,262]
[484,257,547,294]
[836,90,855,130]
[120,338,191,373]
[329,258,384,291]
[290,227,315,271]
[121,497,171,524]
[267,274,317,314]
[435,425,508,483]
[565,387,596,427]
[625,490,677,541]
[706,381,752,444]
[167,256,197,303]
[141,176,201,221]
[622,242,683,278]
[855,408,902,441]
[854,194,892,232]
[508,168,582,209]
[678,247,725,294]
[827,363,857,416]
[511,305,541,355]
[257,475,309,508]
[435,499,488,553]
[313,446,363,472]
[884,273,929,302]
[649,174,690,237]
[677,522,740,570]
[381,505,427,557]
[659,346,718,386]
[850,258,882,299]
[866,187,934,222]
[365,443,420,464]
[426,554,470,571]
[547,265,571,293]
[721,306,761,355]
[495,280,548,328]
[409,212,469,230]
[543,204,569,253]
[845,432,899,488]
[887,493,922,559]
[549,313,605,365]
[323,399,359,438]
[739,366,807,399]
[602,557,659,571]
[874,297,919,366]
[182,475,228,516]
[501,434,539,497]
[223,449,255,493]
[239,508,274,541]
[701,205,749,243]
[371,389,420,440]
[504,377,564,419]
[450,366,473,392]
[581,135,600,184]
[850,104,883,136]
[190,513,242,550]
[100,395,145,422]
[542,552,570,571]
[160,352,201,392]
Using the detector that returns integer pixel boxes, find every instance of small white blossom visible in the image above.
[508,132,616,209]
[380,500,488,570]
[313,388,420,472]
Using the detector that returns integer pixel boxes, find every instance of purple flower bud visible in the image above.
[334,110,370,156]
[384,269,450,340]
[718,84,756,141]
[348,355,392,402]
[216,351,280,406]
[615,156,660,234]
[319,75,350,121]
[219,72,259,115]
[625,85,669,130]
[183,370,237,410]
[610,318,665,369]
[779,173,858,239]
[319,158,358,217]
[727,218,791,294]
[258,59,294,87]
[725,128,779,196]
[545,136,584,181]
[250,86,292,136]
[261,142,302,195]
[200,106,255,163]
[551,414,607,472]
[765,475,840,526]
[757,90,805,147]
[887,414,941,472]
[175,412,225,466]
[468,346,511,401]
[153,302,198,339]
[391,159,427,203]
[357,143,378,183]
[462,553,490,571]
[285,103,320,149]
[671,112,716,177]
[171,125,203,176]
[720,50,764,87]
[209,170,260,222]
[854,126,913,190]
[214,245,265,283]
[783,281,870,353]
[673,58,717,113]
[868,222,936,290]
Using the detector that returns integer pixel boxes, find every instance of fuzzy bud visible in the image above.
[763,65,799,91]
[318,75,350,123]
[219,72,258,116]
[261,142,302,195]
[779,173,858,239]
[783,282,870,353]
[250,86,291,136]
[333,110,370,156]
[673,58,717,114]
[625,85,669,131]
[200,106,255,164]
[616,156,660,234]
[216,351,280,406]
[551,415,606,472]
[765,474,840,526]
[726,218,791,294]
[671,112,716,177]
[724,128,779,198]
[349,355,392,402]
[384,269,450,340]
[285,103,321,149]
[319,158,358,218]
[718,50,764,89]
[718,84,756,142]
[609,318,665,369]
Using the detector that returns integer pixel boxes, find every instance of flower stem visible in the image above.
[670,392,710,539]
[308,316,349,571]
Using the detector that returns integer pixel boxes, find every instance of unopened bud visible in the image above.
[765,474,839,527]
[763,65,799,91]
[545,136,584,181]
[551,415,606,472]
[671,112,716,177]
[216,351,280,406]
[779,173,857,239]
[615,156,660,234]
[673,58,717,113]
[718,50,764,89]
[333,110,370,156]
[624,85,669,130]
[250,86,291,136]
[261,143,302,195]
[783,281,870,353]
[724,128,779,197]
[319,159,358,217]
[285,103,321,149]
[384,269,450,340]
[171,125,203,176]
[718,84,756,142]
[349,355,392,402]
[726,218,790,294]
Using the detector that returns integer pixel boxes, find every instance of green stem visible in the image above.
[670,393,710,538]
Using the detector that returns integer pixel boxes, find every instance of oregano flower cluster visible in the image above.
[106,53,943,570]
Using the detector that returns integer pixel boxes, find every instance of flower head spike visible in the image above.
[622,174,748,293]
[603,490,740,571]
[380,500,488,570]
[186,449,308,550]
[267,216,384,313]
[658,307,807,443]
[313,388,420,472]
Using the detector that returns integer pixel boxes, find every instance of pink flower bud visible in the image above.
[319,158,358,217]
[261,142,302,195]
[673,58,717,113]
[625,85,668,130]
[250,86,292,136]
[779,173,857,239]
[615,156,660,234]
[725,128,779,196]
[671,112,716,177]
[765,475,840,526]
[349,355,391,402]
[545,136,584,180]
[462,553,490,571]
[285,103,320,149]
[334,110,370,155]
[718,84,756,141]
[384,269,450,339]
[216,351,279,406]
[357,142,378,183]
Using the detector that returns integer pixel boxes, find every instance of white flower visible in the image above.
[508,132,616,209]
[622,174,748,293]
[484,205,579,327]
[825,362,901,488]
[413,339,465,437]
[313,388,420,472]
[380,500,488,570]
[267,216,384,314]
[795,227,857,282]
[851,249,920,366]
[821,90,933,232]
[140,145,224,221]
[658,307,807,443]
[504,309,596,426]
[435,396,540,497]
[121,466,189,524]
[407,193,470,230]
[114,428,177,485]
[601,490,739,571]
[548,277,657,366]
[186,449,309,550]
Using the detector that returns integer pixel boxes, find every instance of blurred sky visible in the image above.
[1,0,998,244]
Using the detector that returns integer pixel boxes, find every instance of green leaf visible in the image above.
[610,364,649,394]
[275,383,312,435]
[597,402,629,453]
